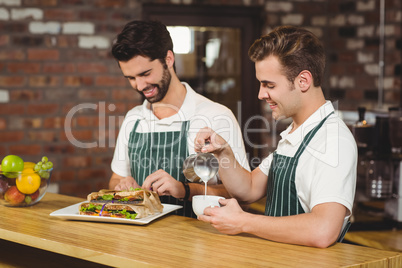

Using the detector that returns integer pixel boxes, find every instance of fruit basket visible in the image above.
[0,155,53,207]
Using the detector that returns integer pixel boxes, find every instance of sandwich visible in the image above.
[79,188,164,219]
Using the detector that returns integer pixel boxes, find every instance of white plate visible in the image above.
[50,202,182,225]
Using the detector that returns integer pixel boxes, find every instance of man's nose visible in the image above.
[136,77,147,91]
[258,88,269,100]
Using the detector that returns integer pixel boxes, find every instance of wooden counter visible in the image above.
[0,193,401,267]
[345,229,402,252]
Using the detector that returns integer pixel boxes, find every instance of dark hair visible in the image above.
[112,20,173,65]
[248,26,325,87]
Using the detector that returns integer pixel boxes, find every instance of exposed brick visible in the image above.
[338,51,356,62]
[111,88,140,101]
[357,0,376,11]
[329,14,346,26]
[339,2,356,12]
[43,117,63,128]
[0,8,10,20]
[10,89,42,101]
[44,144,75,154]
[7,63,41,73]
[346,89,364,101]
[0,145,6,155]
[29,21,61,34]
[50,170,76,182]
[28,49,59,60]
[364,38,380,48]
[95,76,127,87]
[0,76,25,87]
[64,50,96,60]
[76,63,108,73]
[24,0,57,6]
[42,62,75,73]
[347,14,364,25]
[0,104,25,115]
[62,155,91,168]
[27,130,57,142]
[62,22,94,34]
[29,130,58,142]
[0,22,26,32]
[27,103,59,115]
[94,0,126,8]
[0,35,9,46]
[8,117,42,129]
[364,89,378,100]
[78,35,110,49]
[346,39,364,50]
[57,36,78,48]
[29,76,60,87]
[60,129,94,142]
[59,182,93,198]
[281,14,304,25]
[79,10,108,21]
[265,2,293,12]
[73,115,99,127]
[44,88,77,101]
[0,49,25,60]
[0,131,24,142]
[59,0,85,5]
[63,76,94,87]
[44,9,76,20]
[12,36,44,46]
[77,168,107,180]
[0,118,6,130]
[339,27,356,38]
[78,89,108,100]
[9,144,42,156]
[11,8,43,20]
[329,89,346,99]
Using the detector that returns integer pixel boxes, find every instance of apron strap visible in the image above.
[132,119,140,133]
[293,111,334,161]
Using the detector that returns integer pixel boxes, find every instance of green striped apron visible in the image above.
[265,112,334,217]
[128,119,195,217]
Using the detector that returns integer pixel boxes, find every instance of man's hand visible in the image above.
[194,127,229,155]
[114,176,141,191]
[142,169,185,199]
[198,198,246,235]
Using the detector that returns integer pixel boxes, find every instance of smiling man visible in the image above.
[194,26,357,247]
[108,20,249,217]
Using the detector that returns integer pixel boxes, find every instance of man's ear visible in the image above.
[297,70,312,92]
[165,50,175,68]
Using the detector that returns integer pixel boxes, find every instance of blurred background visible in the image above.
[0,0,400,198]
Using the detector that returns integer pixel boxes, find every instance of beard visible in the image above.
[139,65,171,104]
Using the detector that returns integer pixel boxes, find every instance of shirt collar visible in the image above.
[140,82,196,125]
[280,101,335,146]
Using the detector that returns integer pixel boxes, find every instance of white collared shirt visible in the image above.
[259,101,357,218]
[112,82,250,183]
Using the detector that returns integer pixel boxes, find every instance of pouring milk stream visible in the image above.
[183,152,219,198]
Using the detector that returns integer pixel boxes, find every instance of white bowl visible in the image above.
[192,195,224,216]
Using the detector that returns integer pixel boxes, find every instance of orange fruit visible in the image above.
[24,162,36,169]
[16,173,41,194]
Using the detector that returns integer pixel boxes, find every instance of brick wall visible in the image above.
[0,0,401,197]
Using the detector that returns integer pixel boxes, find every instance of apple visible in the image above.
[30,190,40,201]
[0,176,9,194]
[4,186,25,204]
[1,155,24,179]
[1,155,24,173]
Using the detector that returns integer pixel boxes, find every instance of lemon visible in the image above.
[24,162,36,169]
[22,167,35,174]
[16,173,41,194]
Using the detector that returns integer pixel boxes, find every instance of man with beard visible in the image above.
[108,20,249,217]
